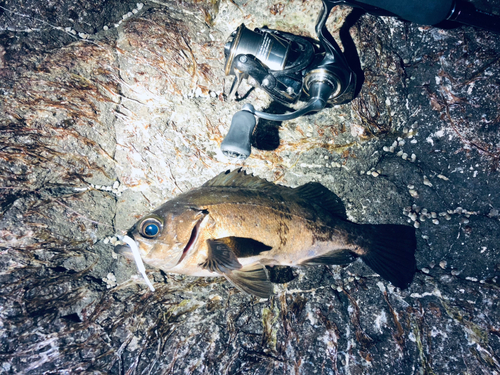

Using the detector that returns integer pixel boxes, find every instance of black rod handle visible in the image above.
[343,0,500,33]
[448,0,500,33]
[346,0,454,25]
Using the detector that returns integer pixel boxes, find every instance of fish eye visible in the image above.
[140,218,162,239]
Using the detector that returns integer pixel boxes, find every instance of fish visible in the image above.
[119,169,417,298]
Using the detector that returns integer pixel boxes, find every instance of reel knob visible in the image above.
[220,108,257,159]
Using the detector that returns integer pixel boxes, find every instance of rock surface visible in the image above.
[1,0,499,374]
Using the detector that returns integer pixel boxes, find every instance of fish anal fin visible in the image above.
[300,249,357,266]
[224,263,274,298]
[293,182,347,219]
[199,239,242,274]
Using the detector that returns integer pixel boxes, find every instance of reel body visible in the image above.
[221,0,357,159]
[224,24,316,106]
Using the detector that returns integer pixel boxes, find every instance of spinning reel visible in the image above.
[221,0,356,159]
[220,0,500,159]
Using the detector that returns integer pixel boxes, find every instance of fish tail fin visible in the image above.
[360,224,416,289]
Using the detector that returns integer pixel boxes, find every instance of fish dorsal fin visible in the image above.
[202,169,276,190]
[204,169,347,219]
[224,263,274,298]
[292,182,347,219]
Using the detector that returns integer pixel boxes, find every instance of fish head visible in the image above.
[129,206,208,269]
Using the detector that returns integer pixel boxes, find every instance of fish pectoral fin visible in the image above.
[299,249,358,266]
[216,236,272,258]
[224,263,274,298]
[199,239,242,274]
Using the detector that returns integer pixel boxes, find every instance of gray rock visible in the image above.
[1,0,499,374]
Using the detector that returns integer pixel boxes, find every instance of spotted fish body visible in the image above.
[124,169,416,297]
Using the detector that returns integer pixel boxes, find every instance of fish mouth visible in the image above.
[177,215,204,265]
[114,244,133,259]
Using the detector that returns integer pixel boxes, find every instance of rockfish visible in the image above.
[119,169,416,297]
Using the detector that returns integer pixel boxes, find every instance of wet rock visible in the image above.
[1,0,500,374]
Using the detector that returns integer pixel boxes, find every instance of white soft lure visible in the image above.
[119,235,155,292]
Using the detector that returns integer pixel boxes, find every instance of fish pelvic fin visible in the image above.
[224,263,274,298]
[359,224,417,289]
[199,239,242,274]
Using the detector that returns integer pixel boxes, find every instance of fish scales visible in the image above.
[120,169,417,298]
[155,188,354,263]
[201,202,338,263]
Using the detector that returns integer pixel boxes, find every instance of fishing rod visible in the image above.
[220,0,500,159]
